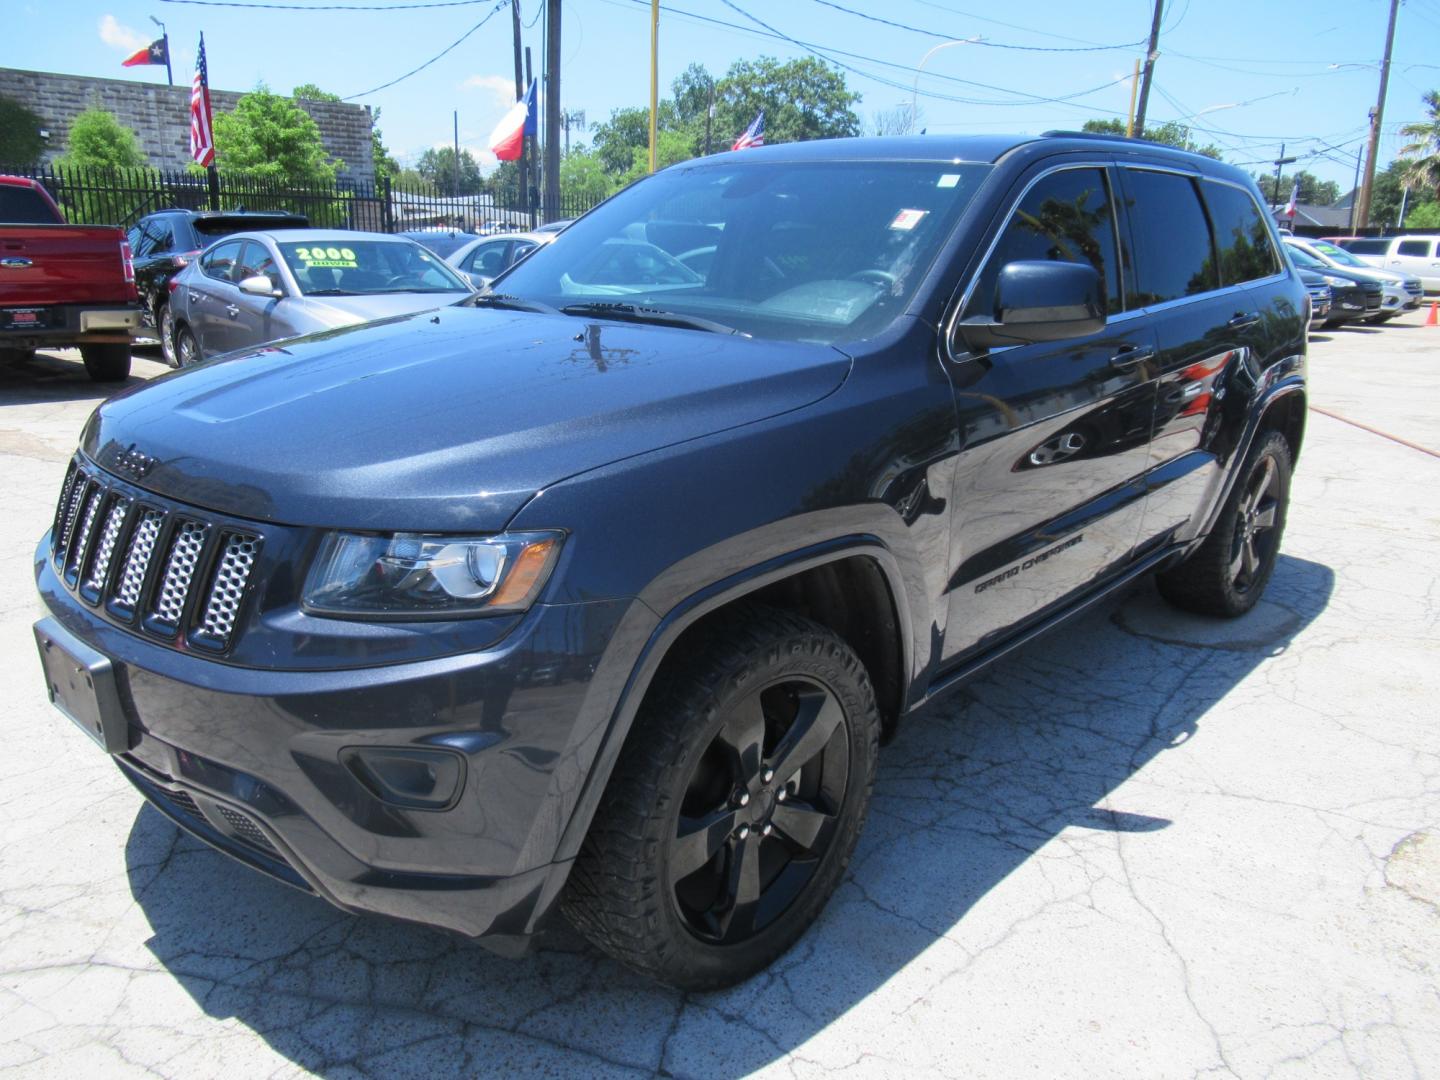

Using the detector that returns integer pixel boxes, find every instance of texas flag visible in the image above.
[488,79,537,162]
[121,38,168,68]
[1281,178,1299,219]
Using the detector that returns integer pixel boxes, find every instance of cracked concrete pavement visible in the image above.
[1,316,1438,1078]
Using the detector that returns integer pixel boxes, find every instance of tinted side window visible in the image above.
[126,225,147,256]
[1398,239,1429,257]
[1202,182,1280,285]
[201,240,243,281]
[466,242,508,275]
[1122,170,1216,305]
[236,241,280,288]
[1344,238,1388,255]
[965,166,1121,319]
[147,221,175,254]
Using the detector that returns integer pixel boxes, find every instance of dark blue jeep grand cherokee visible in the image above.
[34,132,1307,989]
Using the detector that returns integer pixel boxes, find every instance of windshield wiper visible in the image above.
[467,293,561,315]
[559,302,746,336]
[305,289,357,296]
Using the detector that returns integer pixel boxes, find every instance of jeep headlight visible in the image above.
[303,531,562,618]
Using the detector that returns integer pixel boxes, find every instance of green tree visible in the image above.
[1080,118,1222,159]
[1254,170,1340,207]
[616,129,697,187]
[56,107,147,169]
[0,95,45,163]
[560,149,614,205]
[291,83,339,103]
[416,147,483,195]
[712,56,861,148]
[211,84,343,184]
[1398,90,1440,200]
[591,105,684,176]
[1405,200,1440,228]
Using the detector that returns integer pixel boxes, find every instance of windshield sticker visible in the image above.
[293,246,358,268]
[889,209,928,231]
[937,174,961,188]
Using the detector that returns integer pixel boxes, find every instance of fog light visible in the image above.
[342,747,465,810]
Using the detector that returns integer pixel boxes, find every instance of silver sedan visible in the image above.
[446,231,555,289]
[168,229,474,364]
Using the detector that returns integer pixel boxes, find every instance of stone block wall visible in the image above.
[0,67,374,184]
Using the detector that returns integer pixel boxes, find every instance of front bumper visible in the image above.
[35,539,645,947]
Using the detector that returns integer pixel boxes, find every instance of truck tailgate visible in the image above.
[0,225,132,307]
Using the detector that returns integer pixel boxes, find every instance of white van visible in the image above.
[1335,235,1440,293]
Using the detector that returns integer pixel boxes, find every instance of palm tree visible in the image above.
[1398,91,1440,199]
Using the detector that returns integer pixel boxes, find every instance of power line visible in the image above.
[342,0,509,99]
[893,0,1127,48]
[160,0,496,9]
[803,0,1146,52]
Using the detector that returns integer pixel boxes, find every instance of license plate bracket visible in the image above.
[2,307,50,330]
[33,618,129,753]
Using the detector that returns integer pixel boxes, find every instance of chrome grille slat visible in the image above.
[83,497,130,594]
[199,533,259,643]
[152,521,208,628]
[51,461,79,548]
[115,509,164,610]
[65,484,103,578]
[56,469,88,556]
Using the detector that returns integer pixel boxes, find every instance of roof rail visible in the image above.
[1041,129,1171,148]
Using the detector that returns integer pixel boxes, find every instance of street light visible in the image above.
[911,38,981,135]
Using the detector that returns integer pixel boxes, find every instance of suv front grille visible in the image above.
[48,457,263,653]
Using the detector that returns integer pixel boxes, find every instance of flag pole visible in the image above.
[201,32,220,211]
[164,34,173,87]
[648,0,658,173]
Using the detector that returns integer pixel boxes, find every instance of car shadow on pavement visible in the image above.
[123,554,1334,1077]
[0,350,157,406]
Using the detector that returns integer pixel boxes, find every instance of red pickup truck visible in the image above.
[1,175,140,381]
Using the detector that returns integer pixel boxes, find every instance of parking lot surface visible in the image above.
[2,319,1438,1079]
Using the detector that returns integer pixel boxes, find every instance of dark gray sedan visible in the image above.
[167,229,474,363]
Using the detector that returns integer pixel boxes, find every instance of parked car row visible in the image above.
[1330,233,1440,293]
[1279,234,1428,330]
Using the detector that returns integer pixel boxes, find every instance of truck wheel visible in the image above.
[79,344,131,383]
[1,348,35,364]
[158,304,179,367]
[1156,430,1291,618]
[174,324,201,368]
[563,606,880,990]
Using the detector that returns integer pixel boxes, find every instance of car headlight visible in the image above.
[1322,275,1349,288]
[303,531,563,619]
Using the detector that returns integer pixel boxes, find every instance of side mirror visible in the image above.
[958,260,1105,350]
[238,274,282,298]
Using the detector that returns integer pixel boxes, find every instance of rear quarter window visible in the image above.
[1342,238,1388,255]
[1202,181,1280,285]
[1398,240,1430,257]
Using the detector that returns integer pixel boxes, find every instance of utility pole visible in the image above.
[1132,0,1164,136]
[1270,146,1296,210]
[544,0,561,220]
[648,0,659,173]
[703,78,715,155]
[452,111,460,200]
[511,0,528,225]
[1354,0,1400,230]
[1125,58,1140,137]
[525,46,535,227]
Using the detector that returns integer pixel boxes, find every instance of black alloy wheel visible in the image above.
[1157,429,1292,618]
[563,606,879,990]
[669,675,849,945]
[1228,451,1282,598]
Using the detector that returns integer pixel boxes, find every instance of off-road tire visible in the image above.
[80,343,131,383]
[562,605,880,990]
[1156,430,1291,618]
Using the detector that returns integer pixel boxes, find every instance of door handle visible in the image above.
[1109,344,1155,370]
[1227,312,1260,330]
[188,292,201,304]
[225,305,240,319]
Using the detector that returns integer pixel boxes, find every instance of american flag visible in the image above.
[732,110,764,151]
[190,34,216,167]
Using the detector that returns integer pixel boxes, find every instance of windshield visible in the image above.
[1309,240,1367,268]
[280,239,471,296]
[496,160,991,343]
[1287,245,1325,270]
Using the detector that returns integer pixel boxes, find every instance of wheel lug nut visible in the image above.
[761,823,773,837]
[776,788,787,802]
[737,825,750,840]
[735,791,750,808]
[762,769,774,783]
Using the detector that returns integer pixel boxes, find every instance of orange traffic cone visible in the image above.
[1428,301,1439,327]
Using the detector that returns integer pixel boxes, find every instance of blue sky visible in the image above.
[5,0,1439,191]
